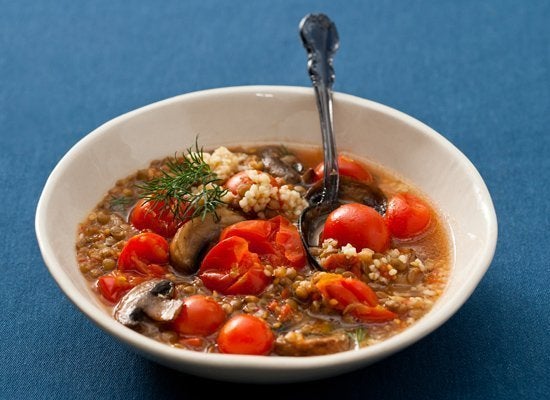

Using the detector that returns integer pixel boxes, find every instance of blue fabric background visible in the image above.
[1,0,549,398]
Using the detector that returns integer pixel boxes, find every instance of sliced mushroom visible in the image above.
[170,207,245,274]
[259,146,302,184]
[114,279,183,327]
[306,176,387,215]
[274,331,352,356]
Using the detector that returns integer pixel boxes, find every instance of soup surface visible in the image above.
[76,144,450,356]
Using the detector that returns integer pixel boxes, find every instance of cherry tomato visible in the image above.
[315,274,396,322]
[199,236,271,295]
[220,219,276,255]
[272,216,307,268]
[225,171,278,196]
[217,314,275,355]
[220,215,306,269]
[97,271,146,303]
[130,199,187,237]
[386,193,432,239]
[314,155,373,183]
[172,295,226,336]
[117,232,169,275]
[321,203,390,253]
[200,216,306,295]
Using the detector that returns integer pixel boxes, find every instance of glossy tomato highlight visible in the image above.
[321,203,390,253]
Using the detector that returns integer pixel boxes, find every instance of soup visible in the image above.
[76,143,450,356]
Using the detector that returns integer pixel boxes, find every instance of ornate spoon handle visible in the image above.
[299,13,340,204]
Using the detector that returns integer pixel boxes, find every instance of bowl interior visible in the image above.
[35,86,497,382]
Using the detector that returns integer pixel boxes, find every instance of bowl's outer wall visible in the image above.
[36,86,497,382]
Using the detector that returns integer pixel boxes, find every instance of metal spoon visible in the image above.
[298,13,342,268]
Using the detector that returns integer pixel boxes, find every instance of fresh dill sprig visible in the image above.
[136,141,228,221]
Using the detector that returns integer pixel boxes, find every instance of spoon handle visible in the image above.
[300,13,340,204]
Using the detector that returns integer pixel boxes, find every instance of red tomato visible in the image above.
[386,193,432,239]
[200,216,306,295]
[130,199,186,237]
[172,295,226,336]
[220,215,306,269]
[117,232,169,275]
[220,219,276,255]
[273,216,307,268]
[315,274,396,322]
[97,271,146,303]
[321,203,390,253]
[314,155,373,183]
[217,314,275,355]
[199,236,271,295]
[350,304,398,322]
[225,171,278,196]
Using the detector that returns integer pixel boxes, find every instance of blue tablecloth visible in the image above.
[2,1,549,398]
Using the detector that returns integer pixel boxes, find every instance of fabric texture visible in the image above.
[1,0,548,398]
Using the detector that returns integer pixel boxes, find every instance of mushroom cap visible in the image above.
[169,207,245,274]
[114,279,183,327]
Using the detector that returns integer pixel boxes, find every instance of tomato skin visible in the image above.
[272,216,307,268]
[172,295,226,336]
[321,203,390,253]
[386,193,432,239]
[314,155,373,183]
[97,273,133,303]
[220,219,275,255]
[130,199,185,238]
[117,232,170,275]
[199,236,271,295]
[217,314,275,355]
[350,304,398,322]
[220,215,306,269]
[97,271,146,303]
[315,274,396,322]
[200,216,306,295]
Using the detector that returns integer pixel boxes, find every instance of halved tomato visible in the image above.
[220,215,306,269]
[117,232,169,276]
[315,273,396,322]
[198,236,271,295]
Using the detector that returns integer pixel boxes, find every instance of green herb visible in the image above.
[136,140,228,221]
[348,327,368,348]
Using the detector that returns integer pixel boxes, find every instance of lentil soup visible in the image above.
[76,144,450,356]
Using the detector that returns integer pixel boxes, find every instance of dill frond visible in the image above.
[136,141,228,221]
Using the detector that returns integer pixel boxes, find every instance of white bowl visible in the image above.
[35,86,497,383]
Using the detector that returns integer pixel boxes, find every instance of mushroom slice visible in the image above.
[259,146,302,184]
[114,279,183,327]
[274,331,352,356]
[170,207,245,274]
